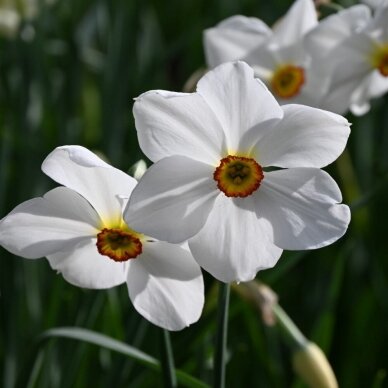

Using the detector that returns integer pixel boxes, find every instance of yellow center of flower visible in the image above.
[371,44,388,76]
[271,64,305,98]
[214,155,264,198]
[96,228,143,262]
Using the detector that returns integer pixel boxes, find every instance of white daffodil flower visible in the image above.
[125,61,351,284]
[0,146,204,331]
[203,0,324,106]
[308,4,388,115]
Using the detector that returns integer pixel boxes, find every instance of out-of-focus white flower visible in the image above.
[203,0,327,106]
[0,0,54,38]
[0,146,204,331]
[125,61,351,283]
[307,4,388,115]
[0,6,20,37]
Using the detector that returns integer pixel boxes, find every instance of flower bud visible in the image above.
[293,342,338,388]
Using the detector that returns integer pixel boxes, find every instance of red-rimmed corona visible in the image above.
[97,227,143,261]
[271,64,305,99]
[213,155,264,198]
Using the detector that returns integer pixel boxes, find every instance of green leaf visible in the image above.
[39,327,209,388]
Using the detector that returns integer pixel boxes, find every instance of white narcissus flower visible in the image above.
[308,4,388,115]
[125,61,351,284]
[0,146,204,331]
[203,0,325,106]
[0,7,20,37]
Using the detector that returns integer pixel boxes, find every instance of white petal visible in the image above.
[0,187,99,258]
[42,146,137,223]
[196,61,283,151]
[204,15,272,68]
[365,4,388,38]
[364,71,388,99]
[255,104,350,168]
[349,71,388,116]
[256,168,350,250]
[127,241,204,331]
[243,41,306,77]
[326,34,373,89]
[133,90,226,165]
[320,76,365,115]
[362,0,388,11]
[47,239,127,289]
[189,195,283,283]
[320,32,374,114]
[325,36,374,114]
[124,155,218,243]
[272,0,317,46]
[305,5,371,58]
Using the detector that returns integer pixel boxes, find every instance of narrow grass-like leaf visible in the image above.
[38,327,209,388]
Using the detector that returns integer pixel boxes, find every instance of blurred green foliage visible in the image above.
[1,0,388,387]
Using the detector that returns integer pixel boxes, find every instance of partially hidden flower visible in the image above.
[0,5,20,37]
[125,61,351,283]
[306,3,388,115]
[0,0,55,38]
[203,0,326,106]
[0,146,204,330]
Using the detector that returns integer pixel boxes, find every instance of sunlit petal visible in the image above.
[127,241,204,331]
[255,168,350,250]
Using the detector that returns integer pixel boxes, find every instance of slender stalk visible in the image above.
[272,304,307,349]
[160,329,177,388]
[213,282,230,388]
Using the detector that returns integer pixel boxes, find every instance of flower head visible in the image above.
[306,3,388,115]
[125,61,351,283]
[0,146,204,330]
[203,0,325,106]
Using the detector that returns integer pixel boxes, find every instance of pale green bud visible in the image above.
[293,342,338,388]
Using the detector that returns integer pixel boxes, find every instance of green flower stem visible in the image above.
[213,282,231,388]
[160,329,177,388]
[272,304,307,349]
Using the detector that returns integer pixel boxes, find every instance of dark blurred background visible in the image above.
[1,0,388,387]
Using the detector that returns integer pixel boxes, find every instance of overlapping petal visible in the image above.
[0,187,99,258]
[133,90,226,165]
[349,71,388,115]
[271,0,317,47]
[255,168,350,250]
[365,4,388,38]
[204,15,272,68]
[127,241,204,331]
[196,61,283,151]
[305,5,371,59]
[189,195,283,283]
[42,146,137,224]
[125,155,218,243]
[255,104,350,168]
[328,33,373,84]
[320,75,366,115]
[47,239,127,289]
